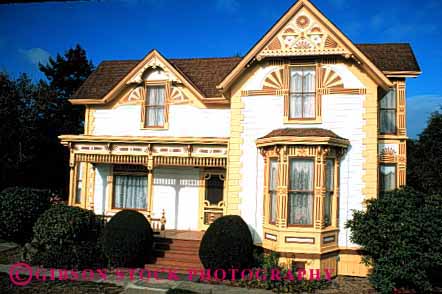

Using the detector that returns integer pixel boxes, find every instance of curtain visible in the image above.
[114,175,147,209]
[380,89,396,133]
[380,165,396,192]
[146,86,165,127]
[303,69,315,118]
[324,159,334,226]
[288,159,314,225]
[269,159,278,223]
[289,67,315,119]
[289,69,303,118]
[75,163,84,204]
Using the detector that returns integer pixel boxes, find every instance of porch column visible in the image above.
[147,151,154,215]
[68,149,76,206]
[277,146,288,229]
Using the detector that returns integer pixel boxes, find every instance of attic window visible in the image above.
[141,82,170,129]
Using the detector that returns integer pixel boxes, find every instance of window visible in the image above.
[324,159,334,227]
[268,159,278,224]
[380,164,396,193]
[288,159,314,225]
[75,163,84,204]
[144,85,166,127]
[113,165,147,209]
[289,67,316,119]
[380,88,396,134]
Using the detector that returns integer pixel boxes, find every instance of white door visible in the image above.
[152,167,200,230]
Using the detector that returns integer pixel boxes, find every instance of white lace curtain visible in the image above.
[288,159,314,225]
[324,159,334,226]
[289,67,315,119]
[380,165,396,192]
[269,159,278,223]
[114,175,147,209]
[145,86,165,127]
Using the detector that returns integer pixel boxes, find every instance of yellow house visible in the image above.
[60,0,420,276]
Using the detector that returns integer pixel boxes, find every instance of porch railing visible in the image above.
[97,209,166,234]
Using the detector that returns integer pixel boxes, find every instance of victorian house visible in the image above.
[60,0,420,276]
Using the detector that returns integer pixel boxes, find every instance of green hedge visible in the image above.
[199,215,254,272]
[101,210,153,267]
[0,187,52,244]
[30,204,104,269]
[346,188,442,293]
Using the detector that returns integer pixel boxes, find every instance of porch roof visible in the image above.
[256,128,349,148]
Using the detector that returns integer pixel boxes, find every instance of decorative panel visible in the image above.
[259,8,348,58]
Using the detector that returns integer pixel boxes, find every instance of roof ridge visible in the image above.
[169,56,242,61]
[356,42,411,46]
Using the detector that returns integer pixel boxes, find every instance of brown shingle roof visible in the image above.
[260,128,345,140]
[169,57,241,97]
[356,43,420,72]
[72,60,138,100]
[71,44,419,100]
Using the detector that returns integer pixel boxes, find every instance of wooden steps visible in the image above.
[146,236,203,274]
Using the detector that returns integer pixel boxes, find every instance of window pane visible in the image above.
[380,89,396,108]
[205,175,224,205]
[288,192,313,225]
[380,110,396,133]
[289,159,314,190]
[148,86,165,105]
[269,159,278,223]
[303,69,315,92]
[290,69,303,92]
[324,159,334,226]
[114,175,147,209]
[303,93,315,118]
[288,159,314,225]
[289,94,303,119]
[75,163,84,204]
[380,165,396,192]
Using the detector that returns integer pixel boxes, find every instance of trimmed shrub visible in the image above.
[101,210,153,267]
[346,188,442,293]
[30,204,104,269]
[0,187,52,244]
[199,215,254,272]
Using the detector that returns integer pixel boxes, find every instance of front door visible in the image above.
[199,171,225,230]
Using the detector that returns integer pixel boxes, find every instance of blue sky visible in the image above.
[0,0,441,137]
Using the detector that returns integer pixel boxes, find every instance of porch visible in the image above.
[60,135,229,232]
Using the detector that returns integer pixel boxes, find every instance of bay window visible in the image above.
[268,158,278,224]
[144,85,166,128]
[288,159,314,225]
[289,67,316,119]
[113,165,148,210]
[380,88,397,134]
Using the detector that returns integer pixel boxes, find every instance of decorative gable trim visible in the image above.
[218,0,392,93]
[70,49,205,105]
[258,8,349,58]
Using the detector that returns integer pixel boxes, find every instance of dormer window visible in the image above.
[141,82,170,129]
[289,66,316,119]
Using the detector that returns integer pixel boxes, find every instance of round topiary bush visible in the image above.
[30,204,104,269]
[101,210,153,268]
[199,215,254,271]
[0,187,52,244]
